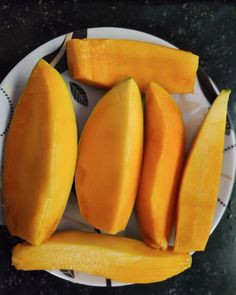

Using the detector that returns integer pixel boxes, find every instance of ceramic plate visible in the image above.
[0,27,235,287]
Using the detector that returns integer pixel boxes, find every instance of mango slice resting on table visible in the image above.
[67,38,199,94]
[137,82,185,250]
[3,59,77,245]
[75,78,143,234]
[12,231,192,283]
[174,90,230,252]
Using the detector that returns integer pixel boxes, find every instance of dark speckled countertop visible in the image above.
[0,1,236,294]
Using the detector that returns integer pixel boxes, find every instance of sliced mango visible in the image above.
[67,39,199,94]
[3,59,77,245]
[174,90,230,252]
[12,231,192,283]
[75,78,143,234]
[137,82,185,249]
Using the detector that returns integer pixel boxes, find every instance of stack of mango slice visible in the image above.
[3,39,230,284]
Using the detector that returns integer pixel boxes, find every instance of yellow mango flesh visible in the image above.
[12,231,191,283]
[75,78,143,234]
[3,59,77,245]
[67,39,199,94]
[137,82,185,250]
[174,90,230,252]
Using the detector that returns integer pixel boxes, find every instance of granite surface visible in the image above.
[0,1,236,294]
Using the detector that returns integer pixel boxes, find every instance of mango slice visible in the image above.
[3,59,77,245]
[67,39,199,94]
[174,90,230,252]
[137,82,185,250]
[12,231,191,283]
[75,78,143,234]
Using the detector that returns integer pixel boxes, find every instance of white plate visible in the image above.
[0,27,235,287]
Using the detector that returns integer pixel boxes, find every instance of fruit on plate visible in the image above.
[75,78,143,234]
[67,38,199,94]
[174,89,230,252]
[3,59,77,245]
[137,82,185,250]
[12,231,192,283]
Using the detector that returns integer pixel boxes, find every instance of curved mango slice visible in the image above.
[75,78,143,234]
[3,60,77,245]
[12,231,192,283]
[137,82,185,249]
[174,90,230,252]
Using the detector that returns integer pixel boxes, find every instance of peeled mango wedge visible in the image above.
[67,38,199,94]
[174,90,230,252]
[75,78,143,234]
[137,82,185,250]
[3,59,77,245]
[12,231,192,283]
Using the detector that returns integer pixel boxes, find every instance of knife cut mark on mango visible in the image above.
[2,38,230,283]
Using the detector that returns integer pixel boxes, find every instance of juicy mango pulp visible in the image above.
[75,78,143,234]
[67,38,199,93]
[174,90,230,252]
[3,59,77,245]
[12,231,192,283]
